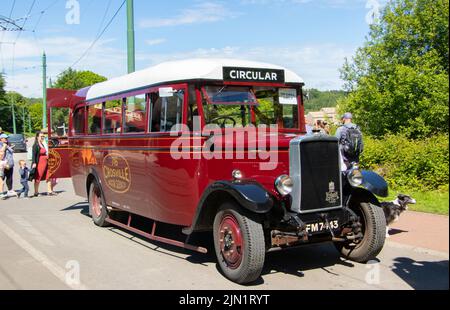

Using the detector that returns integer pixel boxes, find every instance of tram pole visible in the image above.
[127,0,135,74]
[28,113,32,133]
[22,106,26,134]
[42,52,47,130]
[11,94,17,134]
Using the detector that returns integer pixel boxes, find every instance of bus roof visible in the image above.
[85,58,304,101]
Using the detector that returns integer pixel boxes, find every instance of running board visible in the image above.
[105,217,208,254]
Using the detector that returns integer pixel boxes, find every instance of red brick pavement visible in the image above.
[388,211,449,253]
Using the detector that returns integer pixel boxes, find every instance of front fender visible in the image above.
[183,180,274,235]
[361,170,389,197]
[212,181,274,213]
[345,187,381,208]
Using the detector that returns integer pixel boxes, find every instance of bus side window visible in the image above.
[73,107,85,135]
[164,93,183,132]
[151,96,163,132]
[88,104,102,135]
[104,100,123,134]
[124,94,146,133]
[187,86,198,131]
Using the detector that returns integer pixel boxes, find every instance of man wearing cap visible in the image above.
[335,112,364,170]
[0,134,17,199]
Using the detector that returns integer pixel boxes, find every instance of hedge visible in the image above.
[360,133,449,191]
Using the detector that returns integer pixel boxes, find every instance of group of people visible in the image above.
[0,128,58,200]
[307,113,364,169]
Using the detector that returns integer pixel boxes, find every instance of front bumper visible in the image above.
[270,207,361,248]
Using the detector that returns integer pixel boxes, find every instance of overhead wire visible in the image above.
[0,0,17,73]
[67,0,126,70]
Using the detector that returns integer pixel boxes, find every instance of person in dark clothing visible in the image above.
[31,131,54,196]
[335,112,364,169]
[17,160,30,199]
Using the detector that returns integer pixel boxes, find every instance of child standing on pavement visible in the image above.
[17,160,30,199]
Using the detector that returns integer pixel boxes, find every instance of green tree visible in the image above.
[304,89,346,113]
[28,102,44,132]
[339,0,449,138]
[54,68,107,90]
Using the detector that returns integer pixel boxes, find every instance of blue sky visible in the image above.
[0,0,384,97]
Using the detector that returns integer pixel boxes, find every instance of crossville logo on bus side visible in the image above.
[48,149,62,178]
[103,153,132,193]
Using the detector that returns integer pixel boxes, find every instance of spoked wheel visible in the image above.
[213,202,265,284]
[218,214,244,269]
[335,202,386,263]
[89,181,109,227]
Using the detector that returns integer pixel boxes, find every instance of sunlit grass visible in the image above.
[385,187,449,215]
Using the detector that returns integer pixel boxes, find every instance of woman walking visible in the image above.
[31,131,56,197]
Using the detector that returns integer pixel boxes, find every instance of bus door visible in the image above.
[47,88,76,179]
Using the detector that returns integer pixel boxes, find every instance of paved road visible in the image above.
[0,152,448,290]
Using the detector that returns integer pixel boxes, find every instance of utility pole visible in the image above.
[22,106,25,134]
[42,52,47,129]
[28,113,32,133]
[11,94,17,134]
[127,0,135,74]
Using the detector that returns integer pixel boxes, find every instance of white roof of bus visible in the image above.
[85,58,304,101]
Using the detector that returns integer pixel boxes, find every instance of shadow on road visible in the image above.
[391,257,449,290]
[388,228,409,236]
[57,202,370,286]
[61,202,89,214]
[263,243,354,278]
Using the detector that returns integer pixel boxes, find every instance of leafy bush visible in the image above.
[360,134,449,191]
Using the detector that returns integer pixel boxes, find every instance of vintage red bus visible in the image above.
[47,59,388,284]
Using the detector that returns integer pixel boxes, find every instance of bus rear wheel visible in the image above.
[89,181,109,227]
[213,202,265,284]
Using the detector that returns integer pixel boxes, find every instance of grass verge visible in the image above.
[385,187,449,215]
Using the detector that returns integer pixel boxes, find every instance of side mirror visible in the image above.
[159,87,176,98]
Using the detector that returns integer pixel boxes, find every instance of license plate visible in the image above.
[305,220,339,234]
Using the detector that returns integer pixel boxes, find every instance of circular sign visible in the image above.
[102,153,132,193]
[48,149,62,178]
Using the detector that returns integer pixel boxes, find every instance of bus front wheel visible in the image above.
[88,181,109,227]
[213,202,265,284]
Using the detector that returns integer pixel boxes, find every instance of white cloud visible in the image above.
[2,28,354,98]
[138,44,356,90]
[139,2,240,28]
[241,0,370,8]
[145,38,167,46]
[1,32,127,98]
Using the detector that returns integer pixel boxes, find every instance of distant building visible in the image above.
[305,107,338,125]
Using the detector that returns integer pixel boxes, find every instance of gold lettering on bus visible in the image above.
[102,153,132,193]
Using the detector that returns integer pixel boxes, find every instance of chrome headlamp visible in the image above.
[275,175,293,196]
[347,166,363,187]
[232,169,243,180]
